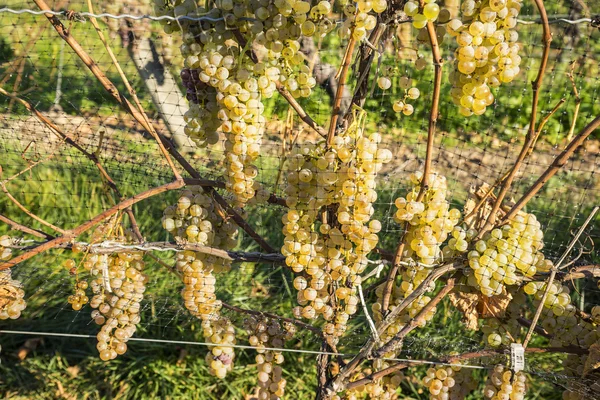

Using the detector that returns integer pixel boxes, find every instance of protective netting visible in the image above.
[0,0,599,398]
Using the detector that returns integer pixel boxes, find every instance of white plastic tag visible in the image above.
[511,343,525,373]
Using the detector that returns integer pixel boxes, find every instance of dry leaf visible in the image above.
[16,338,42,361]
[176,347,188,365]
[449,291,480,331]
[244,388,260,400]
[583,343,600,377]
[66,365,80,378]
[477,288,512,319]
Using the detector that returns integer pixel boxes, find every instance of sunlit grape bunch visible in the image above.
[390,76,421,117]
[467,211,547,296]
[162,187,239,377]
[65,257,90,311]
[372,172,460,351]
[283,112,391,339]
[87,250,147,361]
[524,281,600,350]
[0,238,27,320]
[447,0,523,116]
[202,316,237,379]
[483,365,527,400]
[163,188,236,320]
[344,366,404,400]
[393,172,461,266]
[423,364,477,399]
[244,316,296,399]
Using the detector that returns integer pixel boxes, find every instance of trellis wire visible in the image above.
[0,329,489,369]
[0,7,596,26]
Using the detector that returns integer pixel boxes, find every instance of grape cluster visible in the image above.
[483,365,527,400]
[467,211,547,296]
[392,172,461,266]
[0,239,27,320]
[344,367,404,400]
[163,187,239,377]
[373,172,460,350]
[181,69,220,146]
[87,250,147,361]
[524,281,600,349]
[244,316,296,399]
[202,316,237,379]
[282,119,391,339]
[423,365,477,400]
[391,77,421,117]
[447,0,523,116]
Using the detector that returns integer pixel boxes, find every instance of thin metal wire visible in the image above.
[0,8,596,26]
[0,7,225,22]
[0,329,488,369]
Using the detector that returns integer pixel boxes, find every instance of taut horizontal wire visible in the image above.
[0,329,487,369]
[0,7,225,22]
[0,8,596,26]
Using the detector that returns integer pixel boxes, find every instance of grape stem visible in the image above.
[0,214,54,240]
[327,35,357,145]
[502,114,600,221]
[372,278,456,358]
[382,14,443,314]
[480,0,552,236]
[0,88,144,243]
[0,180,185,272]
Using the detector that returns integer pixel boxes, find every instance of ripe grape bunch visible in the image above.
[466,211,548,297]
[483,365,527,400]
[86,248,147,361]
[244,316,296,399]
[422,364,477,400]
[162,186,238,378]
[447,0,523,116]
[0,236,27,321]
[373,172,460,349]
[282,111,391,339]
